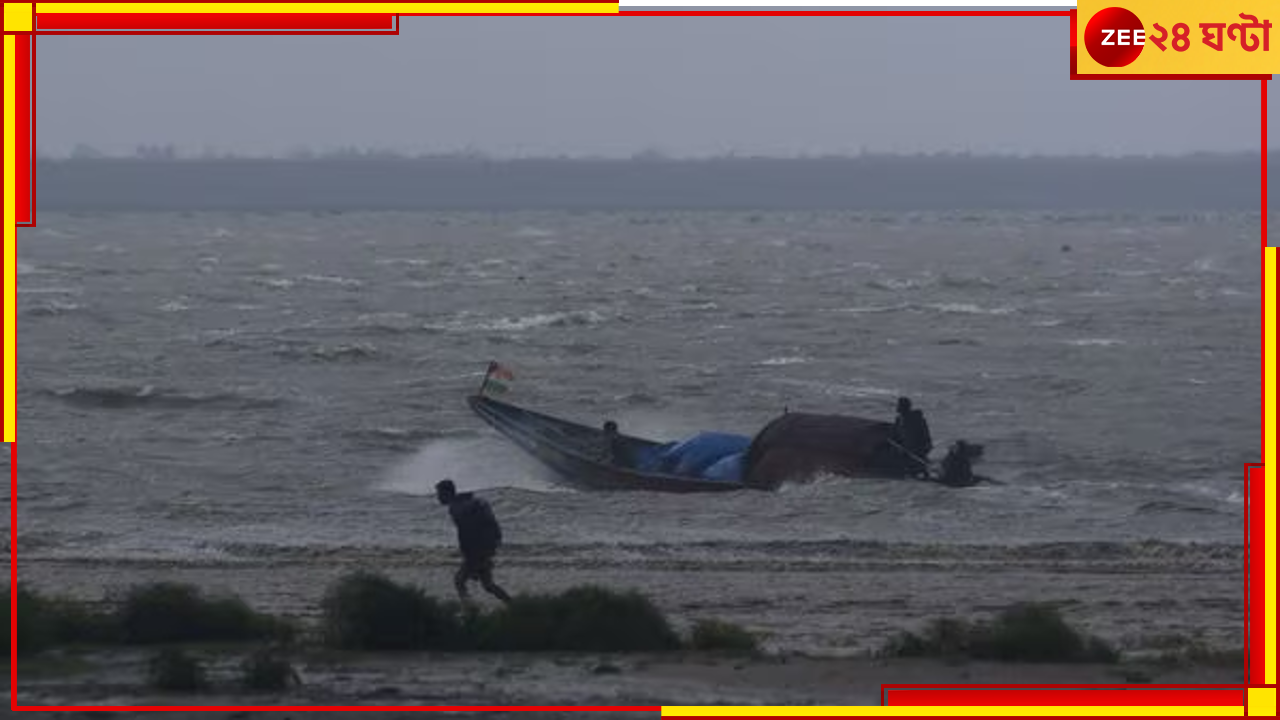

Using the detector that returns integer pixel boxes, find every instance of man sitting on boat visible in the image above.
[601,420,635,467]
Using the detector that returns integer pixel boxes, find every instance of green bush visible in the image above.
[882,617,972,659]
[1,586,122,657]
[321,572,462,651]
[479,586,682,652]
[240,647,299,692]
[2,587,51,657]
[118,582,287,645]
[881,603,1117,664]
[147,648,207,693]
[44,598,121,646]
[688,619,760,654]
[973,603,1103,662]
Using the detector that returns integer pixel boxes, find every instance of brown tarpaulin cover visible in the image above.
[742,412,904,489]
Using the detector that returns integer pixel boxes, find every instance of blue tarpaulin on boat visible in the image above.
[658,432,753,477]
[702,452,746,483]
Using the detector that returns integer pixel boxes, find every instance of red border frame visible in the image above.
[36,13,399,32]
[6,6,1266,714]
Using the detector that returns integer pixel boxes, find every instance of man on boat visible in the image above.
[893,397,933,479]
[435,479,512,605]
[602,420,634,467]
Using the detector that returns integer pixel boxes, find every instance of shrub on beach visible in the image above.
[2,587,51,657]
[240,646,300,692]
[975,603,1116,663]
[882,602,1117,664]
[688,619,760,654]
[1148,634,1245,668]
[1,587,120,656]
[321,572,462,651]
[118,582,289,645]
[478,586,682,652]
[320,574,682,653]
[148,648,207,693]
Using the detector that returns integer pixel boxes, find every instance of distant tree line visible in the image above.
[31,149,1275,212]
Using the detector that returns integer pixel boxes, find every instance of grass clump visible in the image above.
[240,647,300,692]
[118,582,290,645]
[1148,634,1245,668]
[147,648,207,693]
[479,586,682,652]
[1,587,120,657]
[2,587,52,657]
[321,574,682,653]
[688,619,760,654]
[882,602,1117,664]
[321,572,462,651]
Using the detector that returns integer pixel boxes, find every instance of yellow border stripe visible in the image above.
[3,34,14,444]
[661,707,1243,717]
[1267,246,1276,685]
[35,3,617,14]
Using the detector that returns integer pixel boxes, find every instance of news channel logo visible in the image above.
[1083,5,1272,68]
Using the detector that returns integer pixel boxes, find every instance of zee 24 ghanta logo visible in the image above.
[1085,6,1272,67]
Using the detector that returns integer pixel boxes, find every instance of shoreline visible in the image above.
[8,548,1245,659]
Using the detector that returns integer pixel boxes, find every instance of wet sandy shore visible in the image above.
[10,549,1246,657]
[8,649,1244,711]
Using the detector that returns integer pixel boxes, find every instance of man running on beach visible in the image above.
[436,479,513,605]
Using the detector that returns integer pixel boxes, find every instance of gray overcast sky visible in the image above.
[35,14,1276,158]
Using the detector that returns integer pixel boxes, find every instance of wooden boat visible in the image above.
[467,362,993,492]
[467,394,755,493]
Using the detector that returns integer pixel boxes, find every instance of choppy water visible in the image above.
[11,211,1259,568]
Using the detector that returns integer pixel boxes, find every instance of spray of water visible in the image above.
[376,436,565,495]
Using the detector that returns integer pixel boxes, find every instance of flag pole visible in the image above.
[478,361,496,397]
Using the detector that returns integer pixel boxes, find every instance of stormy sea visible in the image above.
[11,210,1255,670]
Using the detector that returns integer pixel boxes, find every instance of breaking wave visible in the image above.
[44,385,287,411]
[425,309,612,333]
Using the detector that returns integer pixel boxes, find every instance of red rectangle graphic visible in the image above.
[36,13,397,31]
[16,32,32,226]
[885,689,1244,706]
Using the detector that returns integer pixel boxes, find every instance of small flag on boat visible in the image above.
[481,361,516,395]
[490,362,515,382]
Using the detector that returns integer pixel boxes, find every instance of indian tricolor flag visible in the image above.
[483,361,516,395]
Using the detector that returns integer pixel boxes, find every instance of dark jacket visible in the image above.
[895,409,933,458]
[447,492,503,558]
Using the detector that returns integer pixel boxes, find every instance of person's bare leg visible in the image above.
[479,567,512,604]
[454,566,472,603]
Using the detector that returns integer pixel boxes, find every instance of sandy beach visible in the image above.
[6,543,1245,710]
[9,648,1242,710]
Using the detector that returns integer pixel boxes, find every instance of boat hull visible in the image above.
[468,395,752,493]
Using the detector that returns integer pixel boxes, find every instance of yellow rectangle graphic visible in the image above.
[36,3,617,15]
[3,35,14,443]
[4,3,34,31]
[1076,0,1280,74]
[661,707,1243,717]
[1249,688,1276,717]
